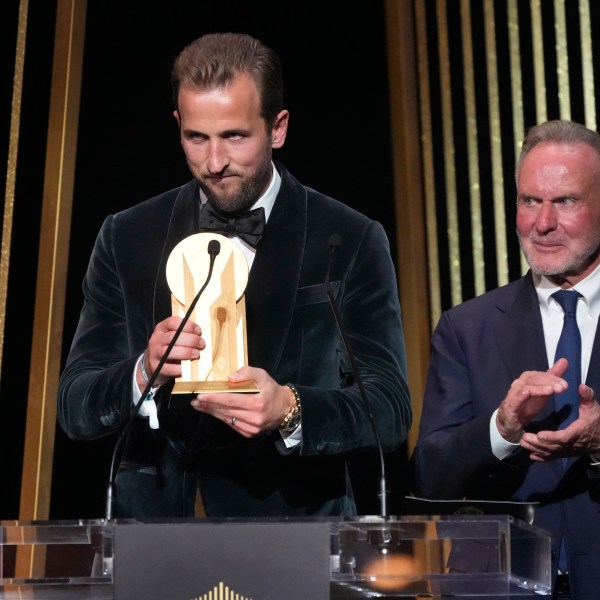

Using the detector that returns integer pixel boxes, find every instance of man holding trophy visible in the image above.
[57,32,411,518]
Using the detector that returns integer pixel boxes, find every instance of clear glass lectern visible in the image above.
[1,514,551,599]
[330,514,551,598]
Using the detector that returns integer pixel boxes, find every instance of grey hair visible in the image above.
[515,119,600,184]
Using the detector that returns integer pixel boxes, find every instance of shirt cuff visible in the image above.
[133,354,160,429]
[490,409,521,460]
[280,424,302,448]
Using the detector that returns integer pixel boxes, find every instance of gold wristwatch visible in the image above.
[279,384,302,432]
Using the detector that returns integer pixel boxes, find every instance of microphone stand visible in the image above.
[104,239,221,521]
[325,234,389,518]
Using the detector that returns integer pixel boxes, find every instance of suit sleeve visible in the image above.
[57,215,142,440]
[294,221,412,456]
[410,310,526,499]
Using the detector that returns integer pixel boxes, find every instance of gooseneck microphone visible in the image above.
[105,239,221,521]
[325,234,390,518]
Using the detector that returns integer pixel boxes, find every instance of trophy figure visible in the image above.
[166,232,257,393]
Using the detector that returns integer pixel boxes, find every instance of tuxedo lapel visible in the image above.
[244,173,307,373]
[153,180,201,323]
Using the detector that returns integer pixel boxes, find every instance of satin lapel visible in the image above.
[153,180,201,323]
[244,178,306,373]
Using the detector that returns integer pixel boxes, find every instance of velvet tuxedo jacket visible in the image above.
[58,164,411,519]
[410,273,600,598]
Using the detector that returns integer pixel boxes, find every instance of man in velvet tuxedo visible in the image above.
[57,33,411,519]
[411,120,600,599]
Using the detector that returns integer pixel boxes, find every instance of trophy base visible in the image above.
[171,379,259,394]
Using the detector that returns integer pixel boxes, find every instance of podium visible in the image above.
[1,515,551,599]
[332,514,551,598]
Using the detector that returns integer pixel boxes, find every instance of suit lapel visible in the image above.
[493,275,548,381]
[493,276,559,427]
[153,180,201,323]
[244,168,306,373]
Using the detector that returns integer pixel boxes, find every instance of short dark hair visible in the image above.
[171,32,283,129]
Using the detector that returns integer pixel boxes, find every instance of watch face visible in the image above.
[284,413,301,432]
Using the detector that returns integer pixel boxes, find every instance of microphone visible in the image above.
[325,234,390,518]
[105,238,221,520]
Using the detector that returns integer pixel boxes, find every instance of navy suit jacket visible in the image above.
[58,164,411,518]
[411,273,600,598]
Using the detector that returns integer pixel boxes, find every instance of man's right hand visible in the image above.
[137,316,205,390]
[495,358,569,442]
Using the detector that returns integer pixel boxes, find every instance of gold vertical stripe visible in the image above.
[16,0,87,578]
[554,0,570,118]
[507,0,529,275]
[437,0,462,306]
[580,0,596,129]
[531,0,547,122]
[0,0,28,381]
[508,0,525,155]
[415,0,442,328]
[385,0,430,452]
[460,0,485,296]
[484,0,508,285]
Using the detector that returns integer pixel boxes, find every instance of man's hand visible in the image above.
[496,359,569,442]
[520,383,600,461]
[137,316,205,389]
[191,366,294,438]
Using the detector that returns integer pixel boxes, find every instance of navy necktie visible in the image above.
[198,203,266,249]
[552,289,582,574]
[552,289,582,429]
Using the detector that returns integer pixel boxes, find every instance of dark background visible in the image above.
[2,1,406,519]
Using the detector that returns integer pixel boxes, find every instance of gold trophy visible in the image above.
[166,232,257,393]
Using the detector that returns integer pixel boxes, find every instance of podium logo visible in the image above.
[191,581,253,600]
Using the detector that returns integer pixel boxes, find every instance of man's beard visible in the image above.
[199,152,273,215]
[518,230,600,277]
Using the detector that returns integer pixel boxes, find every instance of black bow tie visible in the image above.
[197,203,266,249]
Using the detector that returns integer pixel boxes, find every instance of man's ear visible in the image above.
[173,110,181,126]
[271,110,289,149]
